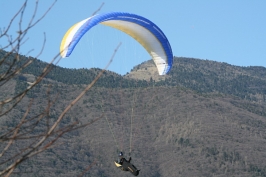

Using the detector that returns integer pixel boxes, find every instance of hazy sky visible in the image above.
[1,0,266,75]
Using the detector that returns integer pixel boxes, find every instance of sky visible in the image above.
[1,0,266,75]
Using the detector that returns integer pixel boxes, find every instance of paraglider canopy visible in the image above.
[60,12,173,75]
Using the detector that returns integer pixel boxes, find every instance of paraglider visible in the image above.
[60,11,173,176]
[60,11,173,75]
[114,152,140,176]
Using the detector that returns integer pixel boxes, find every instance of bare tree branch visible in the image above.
[0,2,124,176]
[91,2,105,16]
[77,160,97,177]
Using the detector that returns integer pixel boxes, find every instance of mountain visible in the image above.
[127,57,266,104]
[1,50,266,177]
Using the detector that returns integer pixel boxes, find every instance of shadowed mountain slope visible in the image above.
[1,50,266,176]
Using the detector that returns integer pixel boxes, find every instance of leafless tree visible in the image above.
[0,1,117,176]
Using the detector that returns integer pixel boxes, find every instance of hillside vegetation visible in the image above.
[1,50,266,177]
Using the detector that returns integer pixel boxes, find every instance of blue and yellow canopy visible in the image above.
[60,12,173,75]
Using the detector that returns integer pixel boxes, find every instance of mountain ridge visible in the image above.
[1,50,266,176]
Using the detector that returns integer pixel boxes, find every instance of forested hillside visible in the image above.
[129,57,266,103]
[1,50,266,177]
[4,49,266,104]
